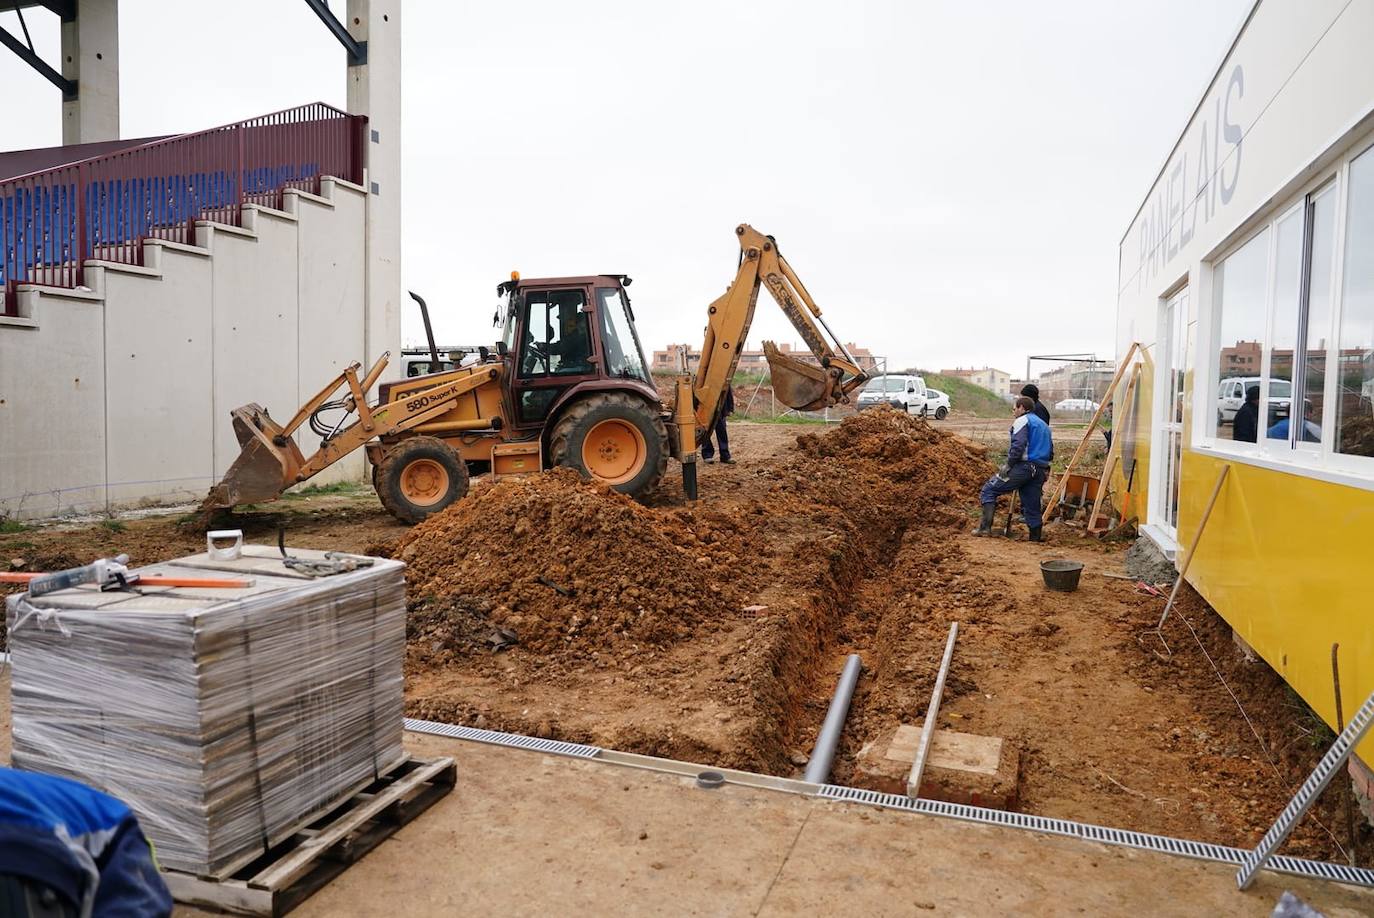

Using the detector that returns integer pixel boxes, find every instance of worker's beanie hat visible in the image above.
[1246,385,1260,402]
[1020,383,1040,400]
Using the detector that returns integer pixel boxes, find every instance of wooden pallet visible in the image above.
[165,755,457,916]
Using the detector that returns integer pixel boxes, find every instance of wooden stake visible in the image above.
[1156,463,1230,630]
[1045,343,1140,520]
[1085,364,1142,532]
[907,622,959,798]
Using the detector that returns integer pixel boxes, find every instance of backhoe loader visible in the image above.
[201,224,869,523]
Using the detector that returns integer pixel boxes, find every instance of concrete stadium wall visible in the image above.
[0,177,372,519]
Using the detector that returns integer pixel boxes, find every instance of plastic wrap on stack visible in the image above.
[5,545,406,877]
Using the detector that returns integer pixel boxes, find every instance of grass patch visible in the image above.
[98,519,127,533]
[0,518,31,534]
[739,414,830,425]
[922,374,1013,418]
[2,540,37,550]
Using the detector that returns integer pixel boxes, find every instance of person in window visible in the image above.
[701,385,735,465]
[546,302,592,374]
[973,396,1054,542]
[1266,399,1321,443]
[1233,385,1260,443]
[1020,384,1051,424]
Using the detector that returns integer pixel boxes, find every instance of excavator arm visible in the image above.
[688,224,869,439]
[200,355,502,512]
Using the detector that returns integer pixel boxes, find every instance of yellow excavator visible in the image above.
[202,224,869,522]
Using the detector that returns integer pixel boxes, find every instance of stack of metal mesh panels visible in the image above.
[5,545,406,877]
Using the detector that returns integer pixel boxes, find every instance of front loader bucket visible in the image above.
[764,341,834,411]
[200,404,304,512]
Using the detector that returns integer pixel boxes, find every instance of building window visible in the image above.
[1204,133,1374,479]
[1266,183,1337,448]
[1336,145,1374,458]
[1211,227,1269,443]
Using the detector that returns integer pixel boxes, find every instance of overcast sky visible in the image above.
[1,0,1253,376]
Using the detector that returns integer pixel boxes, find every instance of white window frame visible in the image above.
[1195,126,1374,490]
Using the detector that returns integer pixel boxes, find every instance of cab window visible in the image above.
[520,289,593,377]
[596,287,648,381]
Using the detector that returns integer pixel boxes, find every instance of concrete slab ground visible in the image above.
[3,677,1371,915]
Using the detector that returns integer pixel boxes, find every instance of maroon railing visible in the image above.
[1,102,367,315]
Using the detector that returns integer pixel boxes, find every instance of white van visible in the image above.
[1216,376,1292,424]
[857,374,928,414]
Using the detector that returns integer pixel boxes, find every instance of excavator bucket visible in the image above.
[200,404,305,512]
[764,341,834,411]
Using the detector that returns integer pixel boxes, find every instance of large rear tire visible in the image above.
[549,393,668,499]
[375,436,470,524]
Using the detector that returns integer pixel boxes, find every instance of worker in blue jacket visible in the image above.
[0,767,172,917]
[973,396,1054,542]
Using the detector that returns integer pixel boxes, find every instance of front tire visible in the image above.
[375,436,470,524]
[549,393,668,498]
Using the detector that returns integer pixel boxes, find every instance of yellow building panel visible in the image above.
[1175,450,1374,764]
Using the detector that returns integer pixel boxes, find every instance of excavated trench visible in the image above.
[397,408,989,780]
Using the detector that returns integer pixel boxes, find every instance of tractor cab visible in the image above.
[496,274,657,429]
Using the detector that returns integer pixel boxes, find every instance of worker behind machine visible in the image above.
[1019,384,1051,424]
[972,396,1054,541]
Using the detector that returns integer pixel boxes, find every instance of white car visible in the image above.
[1054,397,1100,412]
[1216,376,1291,424]
[922,388,951,420]
[857,374,928,413]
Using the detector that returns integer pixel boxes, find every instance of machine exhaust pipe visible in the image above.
[409,290,441,368]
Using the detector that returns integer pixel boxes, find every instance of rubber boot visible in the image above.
[972,503,995,536]
[1028,525,1044,543]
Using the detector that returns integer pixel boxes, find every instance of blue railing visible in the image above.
[1,103,364,315]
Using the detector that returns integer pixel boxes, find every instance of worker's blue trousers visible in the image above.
[978,461,1048,528]
[701,416,730,462]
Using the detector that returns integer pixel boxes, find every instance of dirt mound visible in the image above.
[396,469,754,659]
[794,406,992,505]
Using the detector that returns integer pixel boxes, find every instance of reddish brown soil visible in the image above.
[2,412,1366,865]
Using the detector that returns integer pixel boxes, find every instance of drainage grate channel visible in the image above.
[1268,855,1374,887]
[817,784,1374,888]
[398,719,1374,890]
[404,717,602,759]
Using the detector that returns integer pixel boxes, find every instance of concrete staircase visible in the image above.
[0,177,371,520]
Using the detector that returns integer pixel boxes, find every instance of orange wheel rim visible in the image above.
[582,419,647,485]
[400,458,449,506]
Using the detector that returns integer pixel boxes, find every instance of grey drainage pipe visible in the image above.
[803,654,863,784]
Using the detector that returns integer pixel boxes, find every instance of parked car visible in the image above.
[922,388,951,420]
[1216,376,1291,424]
[1053,397,1100,412]
[857,374,928,413]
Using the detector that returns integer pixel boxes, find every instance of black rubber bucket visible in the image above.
[1040,560,1084,592]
